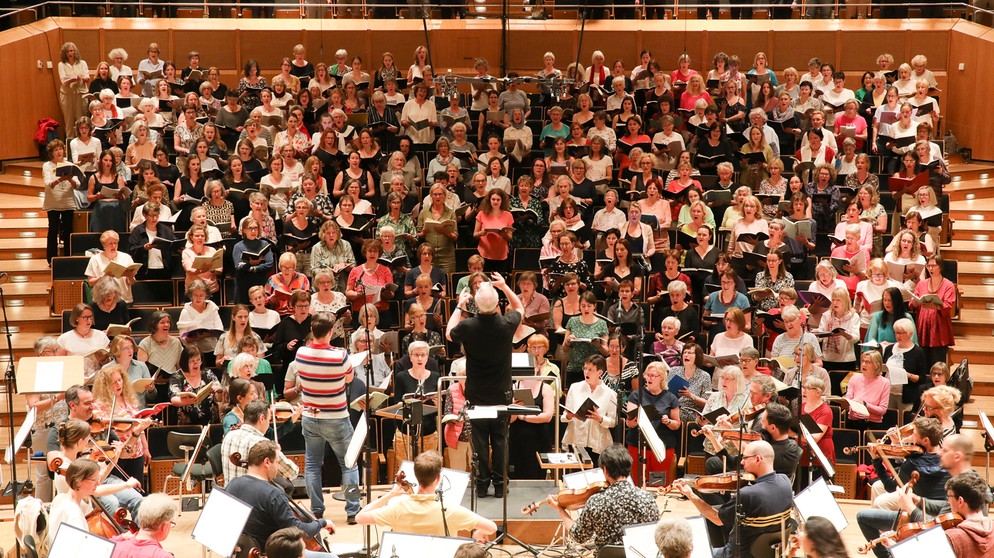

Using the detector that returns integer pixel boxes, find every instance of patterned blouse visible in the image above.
[568,480,660,547]
[168,370,220,426]
[666,366,713,423]
[753,271,795,311]
[510,195,548,249]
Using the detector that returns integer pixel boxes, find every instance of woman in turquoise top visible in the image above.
[865,286,918,346]
[563,291,609,387]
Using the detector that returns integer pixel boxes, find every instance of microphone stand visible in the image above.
[354,282,376,558]
[733,397,749,558]
[437,482,450,537]
[634,313,648,488]
[0,273,25,558]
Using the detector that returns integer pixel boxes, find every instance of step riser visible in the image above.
[952,323,994,336]
[972,384,994,397]
[949,349,994,365]
[0,209,44,219]
[0,229,47,239]
[0,183,45,197]
[0,248,46,260]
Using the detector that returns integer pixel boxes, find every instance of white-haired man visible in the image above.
[446,272,523,498]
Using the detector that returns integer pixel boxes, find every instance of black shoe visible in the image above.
[493,485,504,498]
[347,514,357,525]
[477,485,490,498]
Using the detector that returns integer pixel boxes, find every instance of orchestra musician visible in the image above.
[109,493,177,558]
[867,416,948,510]
[703,374,779,475]
[942,473,994,558]
[225,439,336,558]
[49,419,142,519]
[48,458,102,548]
[674,440,794,558]
[355,450,496,542]
[546,444,660,549]
[856,434,989,558]
[221,399,299,484]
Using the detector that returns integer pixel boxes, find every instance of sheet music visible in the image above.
[398,460,470,504]
[887,525,956,558]
[622,521,658,558]
[794,477,848,531]
[345,412,368,469]
[562,467,606,490]
[638,407,667,462]
[799,423,835,478]
[34,361,64,393]
[379,532,472,558]
[887,365,908,386]
[48,523,116,558]
[4,408,36,463]
[465,406,499,419]
[979,411,994,440]
[685,515,714,558]
[191,488,253,556]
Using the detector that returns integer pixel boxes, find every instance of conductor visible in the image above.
[446,272,523,498]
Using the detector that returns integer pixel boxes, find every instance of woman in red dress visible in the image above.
[911,254,956,365]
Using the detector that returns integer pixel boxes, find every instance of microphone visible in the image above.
[0,273,8,285]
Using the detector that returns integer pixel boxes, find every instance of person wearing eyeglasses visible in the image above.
[940,473,994,558]
[108,493,178,558]
[674,440,793,558]
[857,434,986,558]
[48,458,102,548]
[919,384,962,439]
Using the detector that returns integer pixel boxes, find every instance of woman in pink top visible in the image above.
[671,54,698,86]
[679,74,710,111]
[845,349,891,428]
[474,188,515,273]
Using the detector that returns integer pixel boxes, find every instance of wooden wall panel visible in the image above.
[0,21,62,157]
[2,17,993,161]
[946,22,994,159]
[767,31,836,73]
[172,30,240,70]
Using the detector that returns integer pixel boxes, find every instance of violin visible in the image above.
[857,513,963,554]
[690,427,763,442]
[273,403,296,423]
[521,481,608,515]
[395,470,414,494]
[842,442,925,459]
[49,456,69,476]
[724,403,766,425]
[667,472,757,495]
[81,443,119,463]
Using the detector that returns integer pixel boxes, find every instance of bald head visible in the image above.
[745,440,776,476]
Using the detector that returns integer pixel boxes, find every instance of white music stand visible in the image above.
[794,477,848,532]
[191,487,252,558]
[16,356,85,394]
[979,411,994,479]
[49,523,115,558]
[378,532,472,558]
[887,524,956,558]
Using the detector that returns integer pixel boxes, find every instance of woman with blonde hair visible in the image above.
[91,364,149,480]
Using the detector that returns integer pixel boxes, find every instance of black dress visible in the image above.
[509,382,552,479]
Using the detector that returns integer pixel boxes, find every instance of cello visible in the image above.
[48,456,138,536]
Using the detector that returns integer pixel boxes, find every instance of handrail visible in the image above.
[0,0,991,22]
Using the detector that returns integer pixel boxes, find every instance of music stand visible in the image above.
[478,403,541,556]
[979,411,994,479]
[378,532,472,557]
[191,487,253,558]
[48,522,116,558]
[887,524,956,558]
[793,477,848,532]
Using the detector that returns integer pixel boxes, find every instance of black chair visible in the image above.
[205,443,225,487]
[69,232,103,256]
[512,248,541,271]
[834,428,860,465]
[879,409,900,430]
[131,280,176,307]
[163,430,213,510]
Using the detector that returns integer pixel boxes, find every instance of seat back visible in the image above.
[166,430,209,462]
[596,545,626,558]
[205,443,225,487]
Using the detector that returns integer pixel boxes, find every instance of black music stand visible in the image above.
[474,403,541,555]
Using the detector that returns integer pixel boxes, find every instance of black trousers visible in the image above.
[471,415,508,489]
[47,209,74,262]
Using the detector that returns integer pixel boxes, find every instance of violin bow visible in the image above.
[866,432,904,489]
[87,435,146,494]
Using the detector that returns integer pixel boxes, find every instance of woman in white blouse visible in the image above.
[58,42,90,139]
[401,83,438,147]
[57,303,111,382]
[561,354,617,461]
[176,279,224,359]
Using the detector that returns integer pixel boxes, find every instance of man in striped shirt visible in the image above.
[295,313,361,524]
